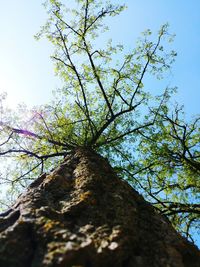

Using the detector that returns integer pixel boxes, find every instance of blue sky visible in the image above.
[0,0,199,117]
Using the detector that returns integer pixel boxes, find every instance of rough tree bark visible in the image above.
[0,148,199,267]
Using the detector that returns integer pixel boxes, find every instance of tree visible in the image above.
[0,148,200,267]
[0,0,199,257]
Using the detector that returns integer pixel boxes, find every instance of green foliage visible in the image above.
[134,106,200,237]
[0,0,199,243]
[35,0,176,148]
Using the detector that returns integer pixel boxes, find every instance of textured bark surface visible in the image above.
[0,148,199,267]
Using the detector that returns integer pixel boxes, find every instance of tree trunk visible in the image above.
[0,148,199,267]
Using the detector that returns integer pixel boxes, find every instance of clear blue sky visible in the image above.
[0,0,199,117]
